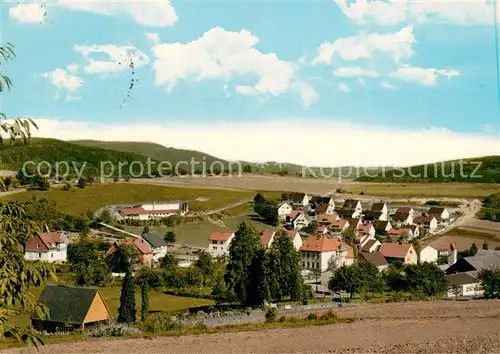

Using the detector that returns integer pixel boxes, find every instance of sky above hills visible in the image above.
[1,0,500,166]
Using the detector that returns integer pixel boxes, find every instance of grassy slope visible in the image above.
[71,140,226,166]
[0,138,155,176]
[356,156,500,183]
[8,285,213,328]
[345,182,500,198]
[0,183,257,216]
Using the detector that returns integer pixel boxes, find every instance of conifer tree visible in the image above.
[117,268,136,323]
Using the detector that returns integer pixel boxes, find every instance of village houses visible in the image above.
[24,231,68,263]
[285,229,303,250]
[259,230,276,248]
[208,232,235,257]
[141,232,168,264]
[277,202,293,219]
[427,207,450,224]
[378,242,418,265]
[414,215,438,233]
[286,210,309,230]
[418,245,439,263]
[105,238,153,268]
[288,193,310,207]
[300,235,354,272]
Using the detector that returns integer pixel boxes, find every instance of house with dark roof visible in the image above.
[363,210,385,222]
[141,232,168,263]
[288,193,310,207]
[371,202,388,215]
[373,220,392,233]
[24,231,68,263]
[414,216,438,233]
[337,208,359,219]
[361,239,382,253]
[32,285,113,332]
[445,250,500,275]
[284,229,303,250]
[391,211,413,227]
[427,207,450,223]
[341,199,362,217]
[315,203,336,215]
[446,272,484,298]
[310,196,335,209]
[360,250,389,271]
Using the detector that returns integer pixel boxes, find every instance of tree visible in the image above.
[471,243,478,255]
[478,268,500,299]
[77,178,87,189]
[482,241,489,250]
[341,228,358,258]
[246,248,270,306]
[194,251,213,285]
[160,253,177,269]
[142,224,150,234]
[0,43,51,345]
[68,239,110,286]
[253,193,265,204]
[328,265,361,299]
[107,244,139,273]
[253,199,278,226]
[301,221,317,234]
[243,165,252,173]
[264,232,302,302]
[224,222,260,304]
[117,268,136,324]
[136,267,163,322]
[98,209,112,224]
[401,263,447,298]
[164,231,176,245]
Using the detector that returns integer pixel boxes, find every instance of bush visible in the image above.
[319,311,337,321]
[265,307,277,322]
[87,324,142,337]
[386,292,405,303]
[306,313,317,321]
[141,314,183,333]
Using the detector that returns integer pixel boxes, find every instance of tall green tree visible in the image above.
[246,248,270,306]
[478,268,500,299]
[224,222,260,304]
[341,228,358,258]
[0,42,52,346]
[265,232,302,302]
[117,268,136,324]
[194,250,214,285]
[164,230,176,245]
[136,267,164,322]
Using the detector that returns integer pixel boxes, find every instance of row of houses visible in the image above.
[117,201,189,220]
[24,231,168,268]
[278,194,451,238]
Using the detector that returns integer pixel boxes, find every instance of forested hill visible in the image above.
[356,156,500,183]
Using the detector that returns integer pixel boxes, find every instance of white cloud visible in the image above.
[145,32,161,43]
[390,65,460,86]
[31,118,500,167]
[235,86,259,95]
[333,66,379,78]
[381,81,397,89]
[338,83,351,92]
[333,0,495,27]
[151,27,300,99]
[8,3,47,24]
[66,64,80,74]
[74,45,149,75]
[42,69,83,99]
[312,26,415,64]
[292,81,319,108]
[9,0,177,27]
[357,78,366,86]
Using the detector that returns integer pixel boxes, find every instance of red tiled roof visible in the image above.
[361,251,388,266]
[379,242,412,259]
[39,232,64,247]
[106,238,152,256]
[329,219,349,229]
[259,230,275,246]
[300,235,353,257]
[209,232,234,241]
[371,202,386,212]
[317,213,338,224]
[397,207,413,214]
[285,229,299,239]
[361,239,379,252]
[414,216,435,224]
[287,210,304,219]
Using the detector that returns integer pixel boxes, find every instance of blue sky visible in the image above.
[1,0,499,165]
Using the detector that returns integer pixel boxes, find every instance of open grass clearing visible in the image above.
[7,284,213,329]
[345,183,500,198]
[0,183,261,216]
[124,213,273,248]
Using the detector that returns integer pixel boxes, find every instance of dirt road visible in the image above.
[7,300,500,353]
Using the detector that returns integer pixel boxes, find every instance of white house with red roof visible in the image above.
[379,242,417,265]
[24,232,68,263]
[286,210,309,230]
[300,235,354,272]
[259,230,276,248]
[285,229,303,250]
[119,201,188,221]
[208,232,235,257]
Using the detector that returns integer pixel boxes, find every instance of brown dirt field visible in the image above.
[458,219,500,236]
[428,235,500,251]
[7,300,500,353]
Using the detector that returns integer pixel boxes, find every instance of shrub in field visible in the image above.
[87,324,142,337]
[306,313,317,321]
[265,307,277,322]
